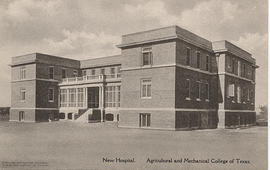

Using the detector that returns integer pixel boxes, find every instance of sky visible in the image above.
[0,0,267,107]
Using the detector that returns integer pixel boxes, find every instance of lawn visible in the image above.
[0,121,267,170]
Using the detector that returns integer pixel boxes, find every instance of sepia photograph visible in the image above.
[0,0,268,170]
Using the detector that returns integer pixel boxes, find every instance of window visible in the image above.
[77,88,84,107]
[237,86,241,103]
[49,66,54,79]
[247,88,250,101]
[242,63,246,77]
[20,88,26,101]
[142,47,152,66]
[232,58,236,74]
[186,48,191,66]
[20,66,26,80]
[117,66,121,78]
[237,61,241,76]
[139,113,151,127]
[60,89,67,107]
[117,86,121,107]
[110,67,115,78]
[250,89,254,104]
[227,56,232,70]
[68,88,76,107]
[227,83,235,97]
[73,70,78,77]
[185,79,191,100]
[251,69,255,81]
[196,52,200,68]
[48,88,54,102]
[91,69,95,76]
[82,70,87,76]
[196,81,201,100]
[19,111,25,121]
[141,79,152,98]
[105,85,121,107]
[206,55,210,71]
[62,69,66,79]
[203,83,209,101]
[100,68,105,75]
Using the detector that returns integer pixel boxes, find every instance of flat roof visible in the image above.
[117,25,213,51]
[80,55,122,69]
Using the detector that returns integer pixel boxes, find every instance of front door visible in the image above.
[19,111,24,121]
[88,87,99,108]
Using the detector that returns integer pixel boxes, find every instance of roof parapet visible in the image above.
[212,40,255,64]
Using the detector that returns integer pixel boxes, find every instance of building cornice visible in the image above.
[121,63,216,76]
[218,72,255,83]
[11,78,60,83]
[117,35,213,52]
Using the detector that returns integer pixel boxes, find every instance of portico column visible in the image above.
[75,88,78,108]
[85,87,88,108]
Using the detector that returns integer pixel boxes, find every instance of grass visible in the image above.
[0,121,267,170]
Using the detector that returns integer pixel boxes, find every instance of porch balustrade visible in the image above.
[60,74,121,85]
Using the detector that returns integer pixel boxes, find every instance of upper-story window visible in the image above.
[196,52,200,68]
[185,79,191,100]
[247,88,250,101]
[82,70,87,76]
[73,70,78,77]
[91,69,95,76]
[237,85,241,103]
[206,55,211,71]
[100,68,105,75]
[237,61,241,76]
[62,69,66,79]
[48,88,54,102]
[202,83,209,101]
[117,66,121,78]
[251,69,255,81]
[20,66,26,80]
[231,58,235,74]
[110,67,115,78]
[49,66,54,79]
[141,79,152,98]
[186,48,191,66]
[196,81,201,101]
[241,63,246,77]
[142,47,152,66]
[227,83,235,98]
[20,88,26,101]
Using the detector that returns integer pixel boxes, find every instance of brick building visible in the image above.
[10,26,258,130]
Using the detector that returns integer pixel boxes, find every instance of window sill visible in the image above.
[20,100,26,102]
[141,97,152,99]
[196,98,201,101]
[185,97,191,101]
[48,100,54,103]
[141,65,152,68]
[205,99,209,102]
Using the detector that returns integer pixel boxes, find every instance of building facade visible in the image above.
[10,26,258,130]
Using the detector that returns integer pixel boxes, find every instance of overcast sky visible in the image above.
[0,0,267,107]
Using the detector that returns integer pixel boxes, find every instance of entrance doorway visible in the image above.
[19,111,25,121]
[88,87,99,108]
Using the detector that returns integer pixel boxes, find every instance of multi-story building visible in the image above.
[10,25,258,130]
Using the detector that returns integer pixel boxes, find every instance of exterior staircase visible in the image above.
[75,109,93,123]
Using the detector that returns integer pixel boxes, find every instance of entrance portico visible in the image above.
[59,84,105,122]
